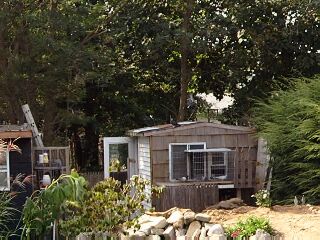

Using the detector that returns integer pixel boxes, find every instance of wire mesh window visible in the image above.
[170,143,205,180]
[191,152,205,179]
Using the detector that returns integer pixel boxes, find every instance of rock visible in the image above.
[146,235,161,240]
[176,229,186,237]
[204,223,215,231]
[173,218,184,229]
[207,224,224,236]
[164,225,176,240]
[217,201,232,209]
[195,213,211,222]
[139,222,154,235]
[176,236,186,240]
[228,197,243,205]
[138,214,151,224]
[120,234,130,240]
[186,221,201,238]
[167,210,184,225]
[133,231,147,239]
[255,229,271,240]
[138,215,167,229]
[200,227,207,239]
[152,216,168,229]
[184,211,196,224]
[151,228,164,235]
[208,234,227,240]
[192,228,201,238]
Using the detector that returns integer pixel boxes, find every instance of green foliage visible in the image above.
[22,170,87,238]
[1,0,320,168]
[0,192,17,238]
[253,77,320,204]
[252,189,271,207]
[226,216,273,239]
[59,176,163,237]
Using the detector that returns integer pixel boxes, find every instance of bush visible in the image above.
[226,216,273,239]
[252,189,271,207]
[59,175,163,237]
[253,77,320,204]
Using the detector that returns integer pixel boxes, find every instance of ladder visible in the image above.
[21,104,44,147]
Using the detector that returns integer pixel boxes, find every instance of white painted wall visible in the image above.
[138,137,152,208]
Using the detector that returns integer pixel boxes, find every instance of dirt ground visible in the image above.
[203,205,320,240]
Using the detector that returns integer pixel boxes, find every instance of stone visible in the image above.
[195,213,211,222]
[139,222,154,235]
[164,225,176,240]
[176,229,186,237]
[167,210,184,224]
[146,235,161,240]
[186,221,201,238]
[204,223,215,231]
[138,214,151,224]
[176,237,186,240]
[138,215,167,229]
[132,231,147,240]
[120,234,130,240]
[255,229,271,240]
[228,197,243,205]
[151,228,164,235]
[208,234,227,240]
[173,219,184,229]
[184,211,196,224]
[207,224,224,236]
[152,216,168,229]
[192,228,201,238]
[200,227,207,239]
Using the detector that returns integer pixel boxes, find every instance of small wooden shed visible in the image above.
[0,124,33,190]
[104,122,260,212]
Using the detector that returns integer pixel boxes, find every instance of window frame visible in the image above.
[169,142,206,181]
[0,150,10,191]
[208,152,228,179]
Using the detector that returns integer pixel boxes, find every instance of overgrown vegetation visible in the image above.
[253,77,320,204]
[226,216,273,239]
[59,176,163,238]
[22,171,87,239]
[1,1,320,168]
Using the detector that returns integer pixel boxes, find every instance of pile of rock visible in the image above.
[121,209,226,240]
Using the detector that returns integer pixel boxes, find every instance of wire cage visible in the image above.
[184,148,235,181]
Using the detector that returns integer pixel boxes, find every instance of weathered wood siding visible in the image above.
[150,126,257,188]
[153,183,219,212]
[138,137,152,208]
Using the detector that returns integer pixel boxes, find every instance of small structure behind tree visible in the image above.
[104,121,267,212]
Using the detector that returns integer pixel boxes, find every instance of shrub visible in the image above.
[22,170,87,239]
[226,216,273,239]
[59,175,163,237]
[253,77,320,204]
[252,189,271,207]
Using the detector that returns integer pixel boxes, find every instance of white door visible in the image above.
[103,137,137,179]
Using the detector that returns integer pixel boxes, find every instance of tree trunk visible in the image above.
[177,0,194,122]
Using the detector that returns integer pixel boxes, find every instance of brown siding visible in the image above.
[150,126,258,188]
[153,183,219,212]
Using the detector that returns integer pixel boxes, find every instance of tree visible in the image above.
[253,77,320,204]
[221,0,320,125]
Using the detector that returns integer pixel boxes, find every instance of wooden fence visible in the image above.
[80,171,127,187]
[153,183,219,212]
[80,171,104,187]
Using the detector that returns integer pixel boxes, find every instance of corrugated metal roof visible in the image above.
[127,121,254,137]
